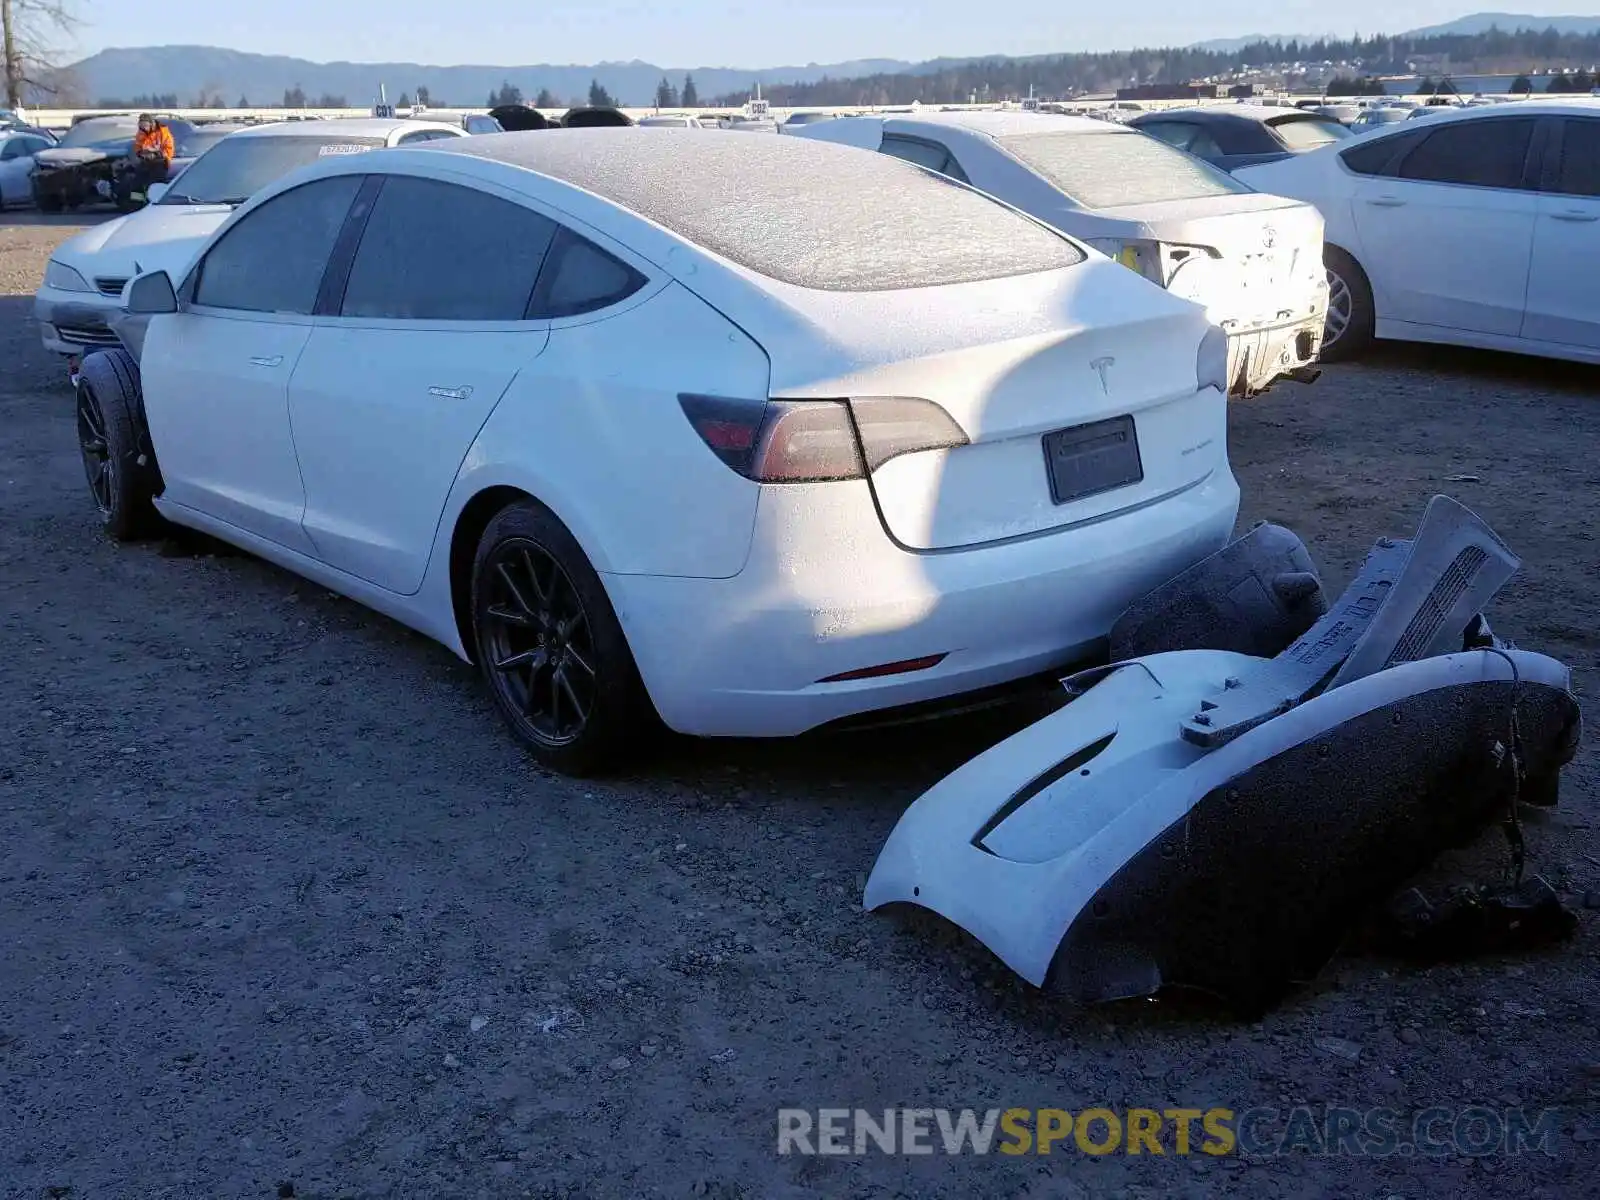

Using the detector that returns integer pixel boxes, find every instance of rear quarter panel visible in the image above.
[439,280,770,580]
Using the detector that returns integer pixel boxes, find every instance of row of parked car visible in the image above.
[46,100,1600,775]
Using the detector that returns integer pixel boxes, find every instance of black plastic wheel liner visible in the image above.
[1049,677,1582,1016]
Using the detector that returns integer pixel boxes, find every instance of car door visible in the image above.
[1349,116,1540,336]
[287,172,555,594]
[1523,116,1600,348]
[139,173,364,553]
[0,134,45,204]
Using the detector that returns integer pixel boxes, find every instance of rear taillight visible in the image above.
[678,394,968,483]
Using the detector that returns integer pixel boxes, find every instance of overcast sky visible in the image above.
[64,2,1600,66]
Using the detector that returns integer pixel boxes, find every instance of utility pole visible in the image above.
[2,0,20,109]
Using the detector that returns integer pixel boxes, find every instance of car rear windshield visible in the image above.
[1268,115,1351,148]
[431,130,1084,290]
[159,134,387,204]
[998,129,1254,209]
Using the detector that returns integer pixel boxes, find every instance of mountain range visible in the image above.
[63,44,921,108]
[60,13,1600,108]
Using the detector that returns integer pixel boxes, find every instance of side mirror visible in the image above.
[146,181,169,203]
[125,269,178,314]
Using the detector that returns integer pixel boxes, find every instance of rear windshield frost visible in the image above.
[457,134,1082,291]
[1000,130,1253,209]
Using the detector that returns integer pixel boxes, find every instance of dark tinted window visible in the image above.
[194,175,361,314]
[881,135,970,183]
[1397,118,1535,188]
[1139,121,1198,150]
[528,227,647,318]
[397,128,457,143]
[1552,119,1600,196]
[1339,129,1425,176]
[340,176,556,320]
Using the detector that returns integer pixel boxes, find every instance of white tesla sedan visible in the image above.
[83,129,1240,775]
[790,111,1329,396]
[1234,101,1600,363]
[33,118,468,362]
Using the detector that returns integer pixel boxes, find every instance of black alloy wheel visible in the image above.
[480,538,599,748]
[77,382,115,515]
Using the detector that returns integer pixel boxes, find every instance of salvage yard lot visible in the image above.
[2,217,1597,1198]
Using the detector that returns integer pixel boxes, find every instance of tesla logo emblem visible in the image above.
[1091,356,1115,394]
[1262,226,1277,249]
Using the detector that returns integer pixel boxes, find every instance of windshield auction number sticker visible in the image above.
[318,144,373,156]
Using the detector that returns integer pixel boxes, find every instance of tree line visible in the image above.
[486,74,703,110]
[714,27,1600,106]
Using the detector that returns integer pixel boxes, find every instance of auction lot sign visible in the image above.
[776,1105,1561,1158]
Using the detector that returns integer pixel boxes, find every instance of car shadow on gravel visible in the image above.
[1356,340,1600,396]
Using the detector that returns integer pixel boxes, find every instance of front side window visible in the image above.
[881,136,969,183]
[1551,119,1600,197]
[193,175,362,314]
[1396,118,1536,189]
[397,129,457,143]
[339,175,557,320]
[1138,122,1198,150]
[1000,130,1251,209]
[161,134,387,205]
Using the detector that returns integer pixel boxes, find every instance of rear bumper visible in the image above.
[603,468,1241,738]
[1225,309,1325,397]
[34,285,121,355]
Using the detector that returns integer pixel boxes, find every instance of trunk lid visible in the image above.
[1077,194,1326,327]
[762,259,1226,552]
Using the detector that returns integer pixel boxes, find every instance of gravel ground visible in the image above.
[2,216,1597,1200]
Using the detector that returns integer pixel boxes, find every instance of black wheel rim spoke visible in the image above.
[76,387,113,513]
[481,538,599,747]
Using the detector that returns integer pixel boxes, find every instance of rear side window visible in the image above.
[528,227,647,318]
[1396,119,1536,189]
[1339,129,1424,176]
[881,135,969,182]
[1000,130,1251,209]
[195,175,361,314]
[1551,119,1600,197]
[339,176,556,320]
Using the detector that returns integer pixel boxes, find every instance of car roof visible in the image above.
[228,117,460,139]
[874,110,1126,138]
[404,126,1079,291]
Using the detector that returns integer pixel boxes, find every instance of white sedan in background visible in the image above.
[1234,101,1600,362]
[33,117,467,362]
[791,112,1328,396]
[83,128,1239,775]
[0,126,56,206]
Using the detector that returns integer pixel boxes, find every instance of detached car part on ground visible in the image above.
[69,128,1240,777]
[791,111,1329,397]
[865,496,1582,1014]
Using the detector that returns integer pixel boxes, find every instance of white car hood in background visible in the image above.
[55,203,234,282]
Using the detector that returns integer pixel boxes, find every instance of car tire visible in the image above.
[470,500,656,777]
[1321,246,1375,362]
[76,348,164,541]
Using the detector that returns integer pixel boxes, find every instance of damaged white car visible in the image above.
[75,128,1239,776]
[791,111,1330,396]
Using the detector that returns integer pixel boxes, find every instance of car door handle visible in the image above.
[248,355,283,367]
[428,385,474,400]
[1366,195,1406,208]
[1551,209,1599,222]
